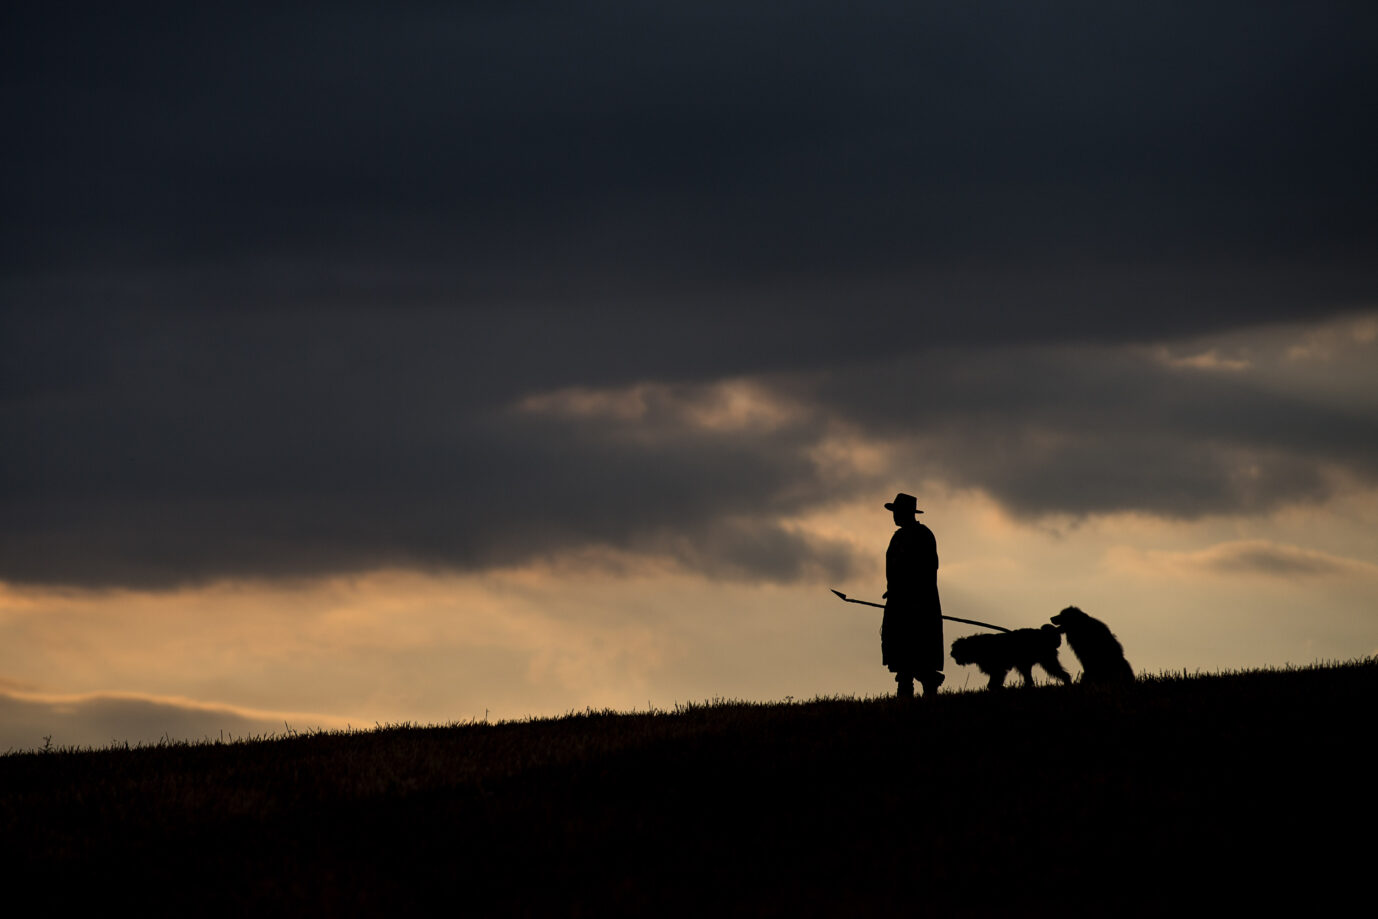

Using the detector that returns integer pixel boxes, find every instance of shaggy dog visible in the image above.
[950,625,1072,689]
[1050,606,1135,685]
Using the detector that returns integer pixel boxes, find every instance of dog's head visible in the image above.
[1039,623,1062,648]
[1051,606,1088,629]
[949,634,986,667]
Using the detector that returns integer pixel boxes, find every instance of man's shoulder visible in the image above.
[890,523,933,543]
[889,522,936,548]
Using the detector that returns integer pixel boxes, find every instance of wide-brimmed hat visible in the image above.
[884,492,923,514]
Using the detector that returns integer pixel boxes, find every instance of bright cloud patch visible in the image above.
[519,379,808,433]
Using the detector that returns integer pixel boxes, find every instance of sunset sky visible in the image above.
[4,4,1376,750]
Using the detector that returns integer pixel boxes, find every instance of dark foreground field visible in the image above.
[4,660,1374,916]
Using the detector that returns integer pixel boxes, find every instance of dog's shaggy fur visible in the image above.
[950,625,1072,689]
[1050,606,1134,685]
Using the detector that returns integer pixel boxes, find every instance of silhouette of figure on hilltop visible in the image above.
[882,493,944,698]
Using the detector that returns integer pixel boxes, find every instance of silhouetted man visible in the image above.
[882,493,944,699]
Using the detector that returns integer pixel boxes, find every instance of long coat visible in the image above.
[881,521,943,673]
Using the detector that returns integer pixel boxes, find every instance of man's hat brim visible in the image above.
[884,503,923,513]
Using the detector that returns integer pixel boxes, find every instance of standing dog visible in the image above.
[1050,606,1134,685]
[950,625,1072,689]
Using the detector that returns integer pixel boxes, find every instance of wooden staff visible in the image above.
[830,589,1012,633]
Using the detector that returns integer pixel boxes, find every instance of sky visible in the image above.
[3,3,1376,750]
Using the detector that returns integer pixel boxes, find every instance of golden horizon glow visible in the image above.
[5,477,1376,751]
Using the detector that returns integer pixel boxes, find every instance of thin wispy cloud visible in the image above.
[0,689,352,752]
[1108,540,1378,581]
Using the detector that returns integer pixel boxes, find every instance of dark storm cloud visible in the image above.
[3,4,1376,587]
[5,308,1375,588]
[0,309,868,586]
[7,4,1376,338]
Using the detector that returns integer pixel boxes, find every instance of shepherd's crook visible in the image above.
[830,589,1011,633]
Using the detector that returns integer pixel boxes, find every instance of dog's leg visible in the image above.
[1016,664,1036,687]
[1043,657,1073,685]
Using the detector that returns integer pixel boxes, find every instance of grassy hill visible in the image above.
[3,659,1373,916]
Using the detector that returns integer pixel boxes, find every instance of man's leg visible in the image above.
[919,670,945,697]
[895,672,914,699]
